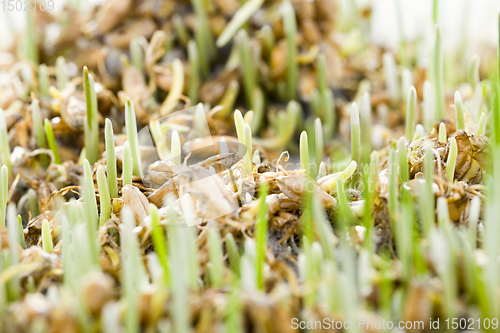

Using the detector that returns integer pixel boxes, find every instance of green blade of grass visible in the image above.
[194,103,208,138]
[168,216,193,333]
[401,69,413,104]
[454,91,465,131]
[312,196,335,261]
[122,141,133,186]
[433,0,439,24]
[317,53,328,94]
[305,242,324,307]
[468,54,480,90]
[224,282,243,332]
[405,86,417,140]
[0,111,12,175]
[282,1,297,101]
[6,203,20,301]
[237,29,257,110]
[477,112,487,136]
[435,197,459,318]
[24,10,38,65]
[420,140,435,238]
[160,59,184,116]
[319,160,357,193]
[252,149,261,164]
[301,177,314,244]
[125,99,143,178]
[397,189,414,282]
[83,67,100,165]
[208,227,224,287]
[413,124,425,141]
[255,182,269,290]
[439,122,447,143]
[121,206,147,333]
[44,119,61,164]
[498,13,500,90]
[314,118,324,175]
[361,151,379,252]
[446,137,457,187]
[70,204,95,278]
[193,24,209,78]
[244,110,254,127]
[38,64,50,98]
[216,0,264,47]
[243,124,253,175]
[171,130,181,166]
[0,165,8,227]
[185,227,200,291]
[383,52,400,106]
[56,56,68,91]
[129,38,145,76]
[82,159,100,267]
[31,99,47,149]
[468,196,480,249]
[433,25,445,120]
[351,103,361,186]
[191,0,215,77]
[41,219,53,253]
[359,92,371,165]
[422,80,434,131]
[61,212,75,290]
[394,0,407,66]
[96,165,110,227]
[104,119,118,198]
[492,91,500,146]
[388,147,399,231]
[482,144,500,318]
[225,233,241,279]
[234,110,245,146]
[31,99,49,166]
[321,87,336,143]
[260,24,274,57]
[187,40,200,104]
[253,101,301,149]
[26,189,39,218]
[173,14,190,47]
[336,177,357,228]
[398,137,409,183]
[149,119,170,161]
[218,81,240,119]
[149,204,170,286]
[250,87,264,134]
[317,54,335,140]
[299,131,310,175]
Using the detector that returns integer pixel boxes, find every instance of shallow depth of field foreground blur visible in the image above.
[1,0,500,332]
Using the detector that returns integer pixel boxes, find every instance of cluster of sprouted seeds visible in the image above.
[1,0,500,332]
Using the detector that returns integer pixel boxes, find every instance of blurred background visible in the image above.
[2,0,499,58]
